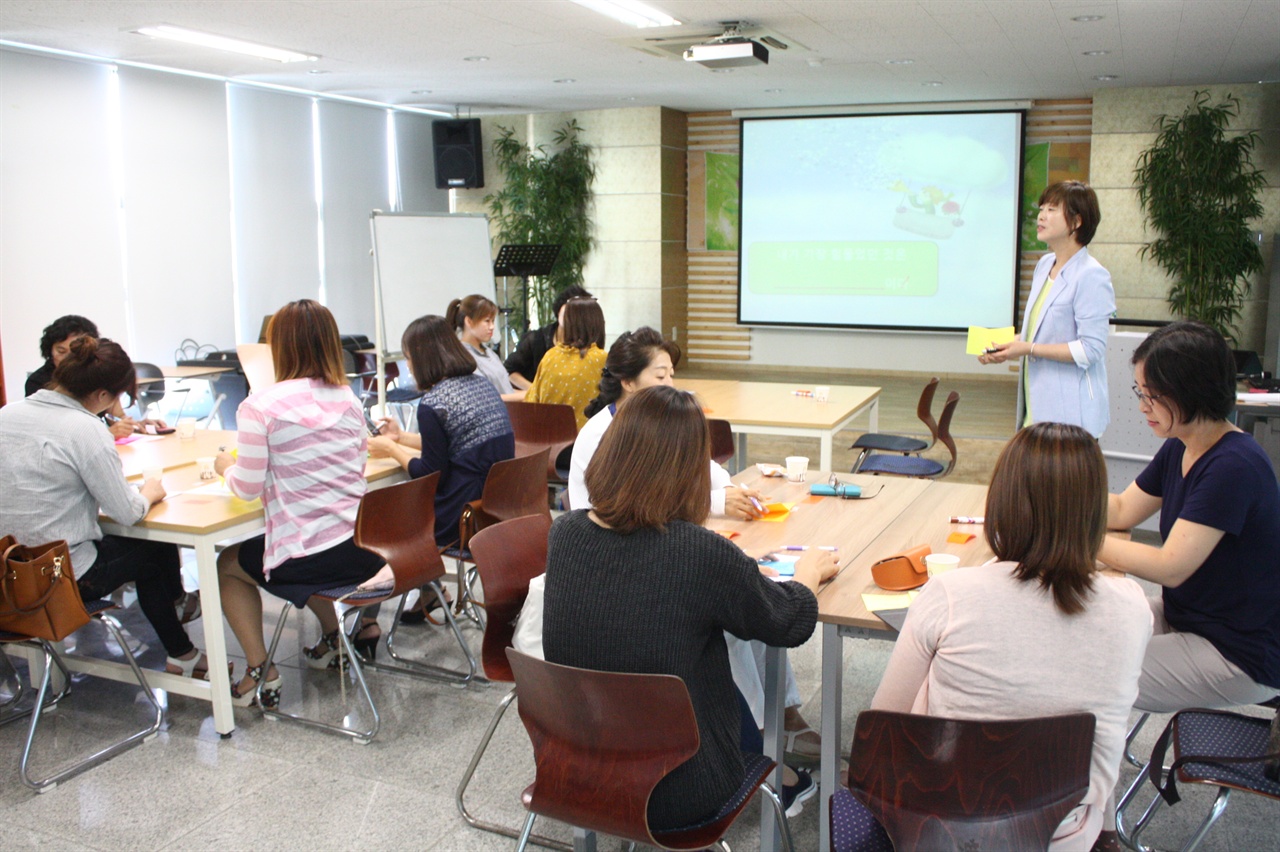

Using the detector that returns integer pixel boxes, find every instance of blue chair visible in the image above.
[856,391,960,479]
[1117,707,1280,852]
[850,378,940,472]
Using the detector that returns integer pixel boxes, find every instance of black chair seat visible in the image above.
[851,433,929,454]
[654,751,775,837]
[1173,711,1280,797]
[858,454,945,477]
[829,787,895,852]
[311,584,394,605]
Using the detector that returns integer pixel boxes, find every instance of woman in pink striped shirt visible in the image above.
[213,300,384,709]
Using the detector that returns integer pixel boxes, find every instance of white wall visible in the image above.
[748,325,997,376]
[0,47,449,398]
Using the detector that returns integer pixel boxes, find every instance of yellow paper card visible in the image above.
[965,326,1017,356]
[757,502,795,523]
[861,591,920,612]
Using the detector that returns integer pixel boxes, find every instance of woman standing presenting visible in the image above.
[1099,321,1280,711]
[980,181,1114,438]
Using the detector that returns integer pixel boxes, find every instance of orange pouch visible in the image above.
[870,544,931,591]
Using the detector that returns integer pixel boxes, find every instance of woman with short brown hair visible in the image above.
[214,300,385,707]
[872,422,1153,851]
[543,385,838,831]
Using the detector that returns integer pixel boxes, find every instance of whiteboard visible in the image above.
[370,212,495,358]
[1100,331,1165,532]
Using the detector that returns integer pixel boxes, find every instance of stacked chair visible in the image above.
[854,390,960,480]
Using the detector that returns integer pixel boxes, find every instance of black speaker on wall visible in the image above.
[433,119,484,189]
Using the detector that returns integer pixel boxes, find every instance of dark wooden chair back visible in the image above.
[354,472,446,594]
[505,401,578,480]
[849,709,1095,851]
[506,649,702,847]
[708,418,735,466]
[469,515,551,682]
[459,448,551,547]
[934,391,960,478]
[353,351,400,393]
[915,377,942,446]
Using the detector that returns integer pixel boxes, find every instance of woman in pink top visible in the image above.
[870,423,1153,851]
[213,301,384,709]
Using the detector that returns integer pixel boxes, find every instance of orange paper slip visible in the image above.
[757,502,795,522]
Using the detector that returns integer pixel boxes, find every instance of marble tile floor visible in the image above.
[2,579,1277,852]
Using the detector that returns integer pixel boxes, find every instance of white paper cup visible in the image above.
[177,419,197,440]
[785,456,809,482]
[925,553,961,577]
[814,385,831,402]
[143,466,164,483]
[197,456,216,480]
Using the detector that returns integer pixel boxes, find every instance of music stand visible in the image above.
[493,244,560,337]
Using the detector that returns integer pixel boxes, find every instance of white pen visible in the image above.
[778,545,838,551]
[949,515,984,524]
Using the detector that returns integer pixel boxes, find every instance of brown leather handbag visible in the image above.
[0,536,91,641]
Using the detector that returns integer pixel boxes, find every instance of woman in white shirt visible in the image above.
[445,294,522,401]
[871,422,1153,851]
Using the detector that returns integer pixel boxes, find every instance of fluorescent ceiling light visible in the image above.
[570,0,680,29]
[134,25,318,63]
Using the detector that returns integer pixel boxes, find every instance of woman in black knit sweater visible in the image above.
[542,385,838,831]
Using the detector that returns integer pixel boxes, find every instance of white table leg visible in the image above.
[761,644,786,852]
[868,398,879,432]
[819,622,843,852]
[194,537,235,736]
[820,433,833,472]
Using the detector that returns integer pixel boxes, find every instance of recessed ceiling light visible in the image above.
[412,89,432,95]
[764,88,783,93]
[619,95,637,101]
[710,68,735,74]
[885,58,914,65]
[308,69,329,75]
[554,78,576,84]
[1072,15,1104,22]
[134,24,318,62]
[922,81,943,87]
[1082,50,1110,56]
[569,0,681,29]
[1093,74,1119,81]
[463,55,489,62]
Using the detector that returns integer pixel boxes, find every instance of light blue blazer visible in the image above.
[1016,247,1115,438]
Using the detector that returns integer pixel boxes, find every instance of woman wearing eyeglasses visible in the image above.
[979,181,1114,438]
[1099,321,1280,712]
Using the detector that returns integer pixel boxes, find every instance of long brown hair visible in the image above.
[985,422,1106,615]
[585,385,710,533]
[267,300,345,386]
[401,314,477,390]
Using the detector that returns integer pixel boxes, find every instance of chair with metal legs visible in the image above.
[442,449,551,626]
[507,649,795,852]
[1,600,162,792]
[1117,706,1280,852]
[850,377,940,472]
[454,514,568,851]
[258,473,476,744]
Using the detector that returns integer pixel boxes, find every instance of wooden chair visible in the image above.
[830,710,1095,852]
[850,377,940,471]
[504,401,577,484]
[1117,705,1280,852]
[0,600,162,792]
[454,515,569,851]
[507,649,796,852]
[259,473,476,744]
[709,418,736,468]
[855,391,959,479]
[442,449,551,625]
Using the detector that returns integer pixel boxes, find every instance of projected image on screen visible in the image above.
[738,111,1024,331]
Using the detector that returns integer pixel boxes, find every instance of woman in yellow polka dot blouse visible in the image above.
[525,296,606,429]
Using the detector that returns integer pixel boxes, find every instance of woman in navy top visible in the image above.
[1100,321,1280,711]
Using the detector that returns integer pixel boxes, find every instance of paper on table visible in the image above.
[861,590,920,611]
[1238,392,1280,403]
[757,502,794,522]
[965,325,1017,356]
[170,480,235,498]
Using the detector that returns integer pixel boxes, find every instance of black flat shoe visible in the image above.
[397,590,450,625]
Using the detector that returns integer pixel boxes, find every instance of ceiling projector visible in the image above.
[683,23,769,68]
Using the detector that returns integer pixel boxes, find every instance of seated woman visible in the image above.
[543,385,839,831]
[26,314,161,439]
[566,328,818,763]
[872,422,1153,851]
[446,294,522,401]
[214,300,385,707]
[369,314,515,547]
[504,285,592,390]
[0,336,207,677]
[1099,321,1280,711]
[524,295,606,429]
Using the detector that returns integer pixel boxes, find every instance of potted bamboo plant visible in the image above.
[1134,91,1266,343]
[486,119,596,330]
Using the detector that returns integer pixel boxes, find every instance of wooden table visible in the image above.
[678,379,881,472]
[11,431,404,738]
